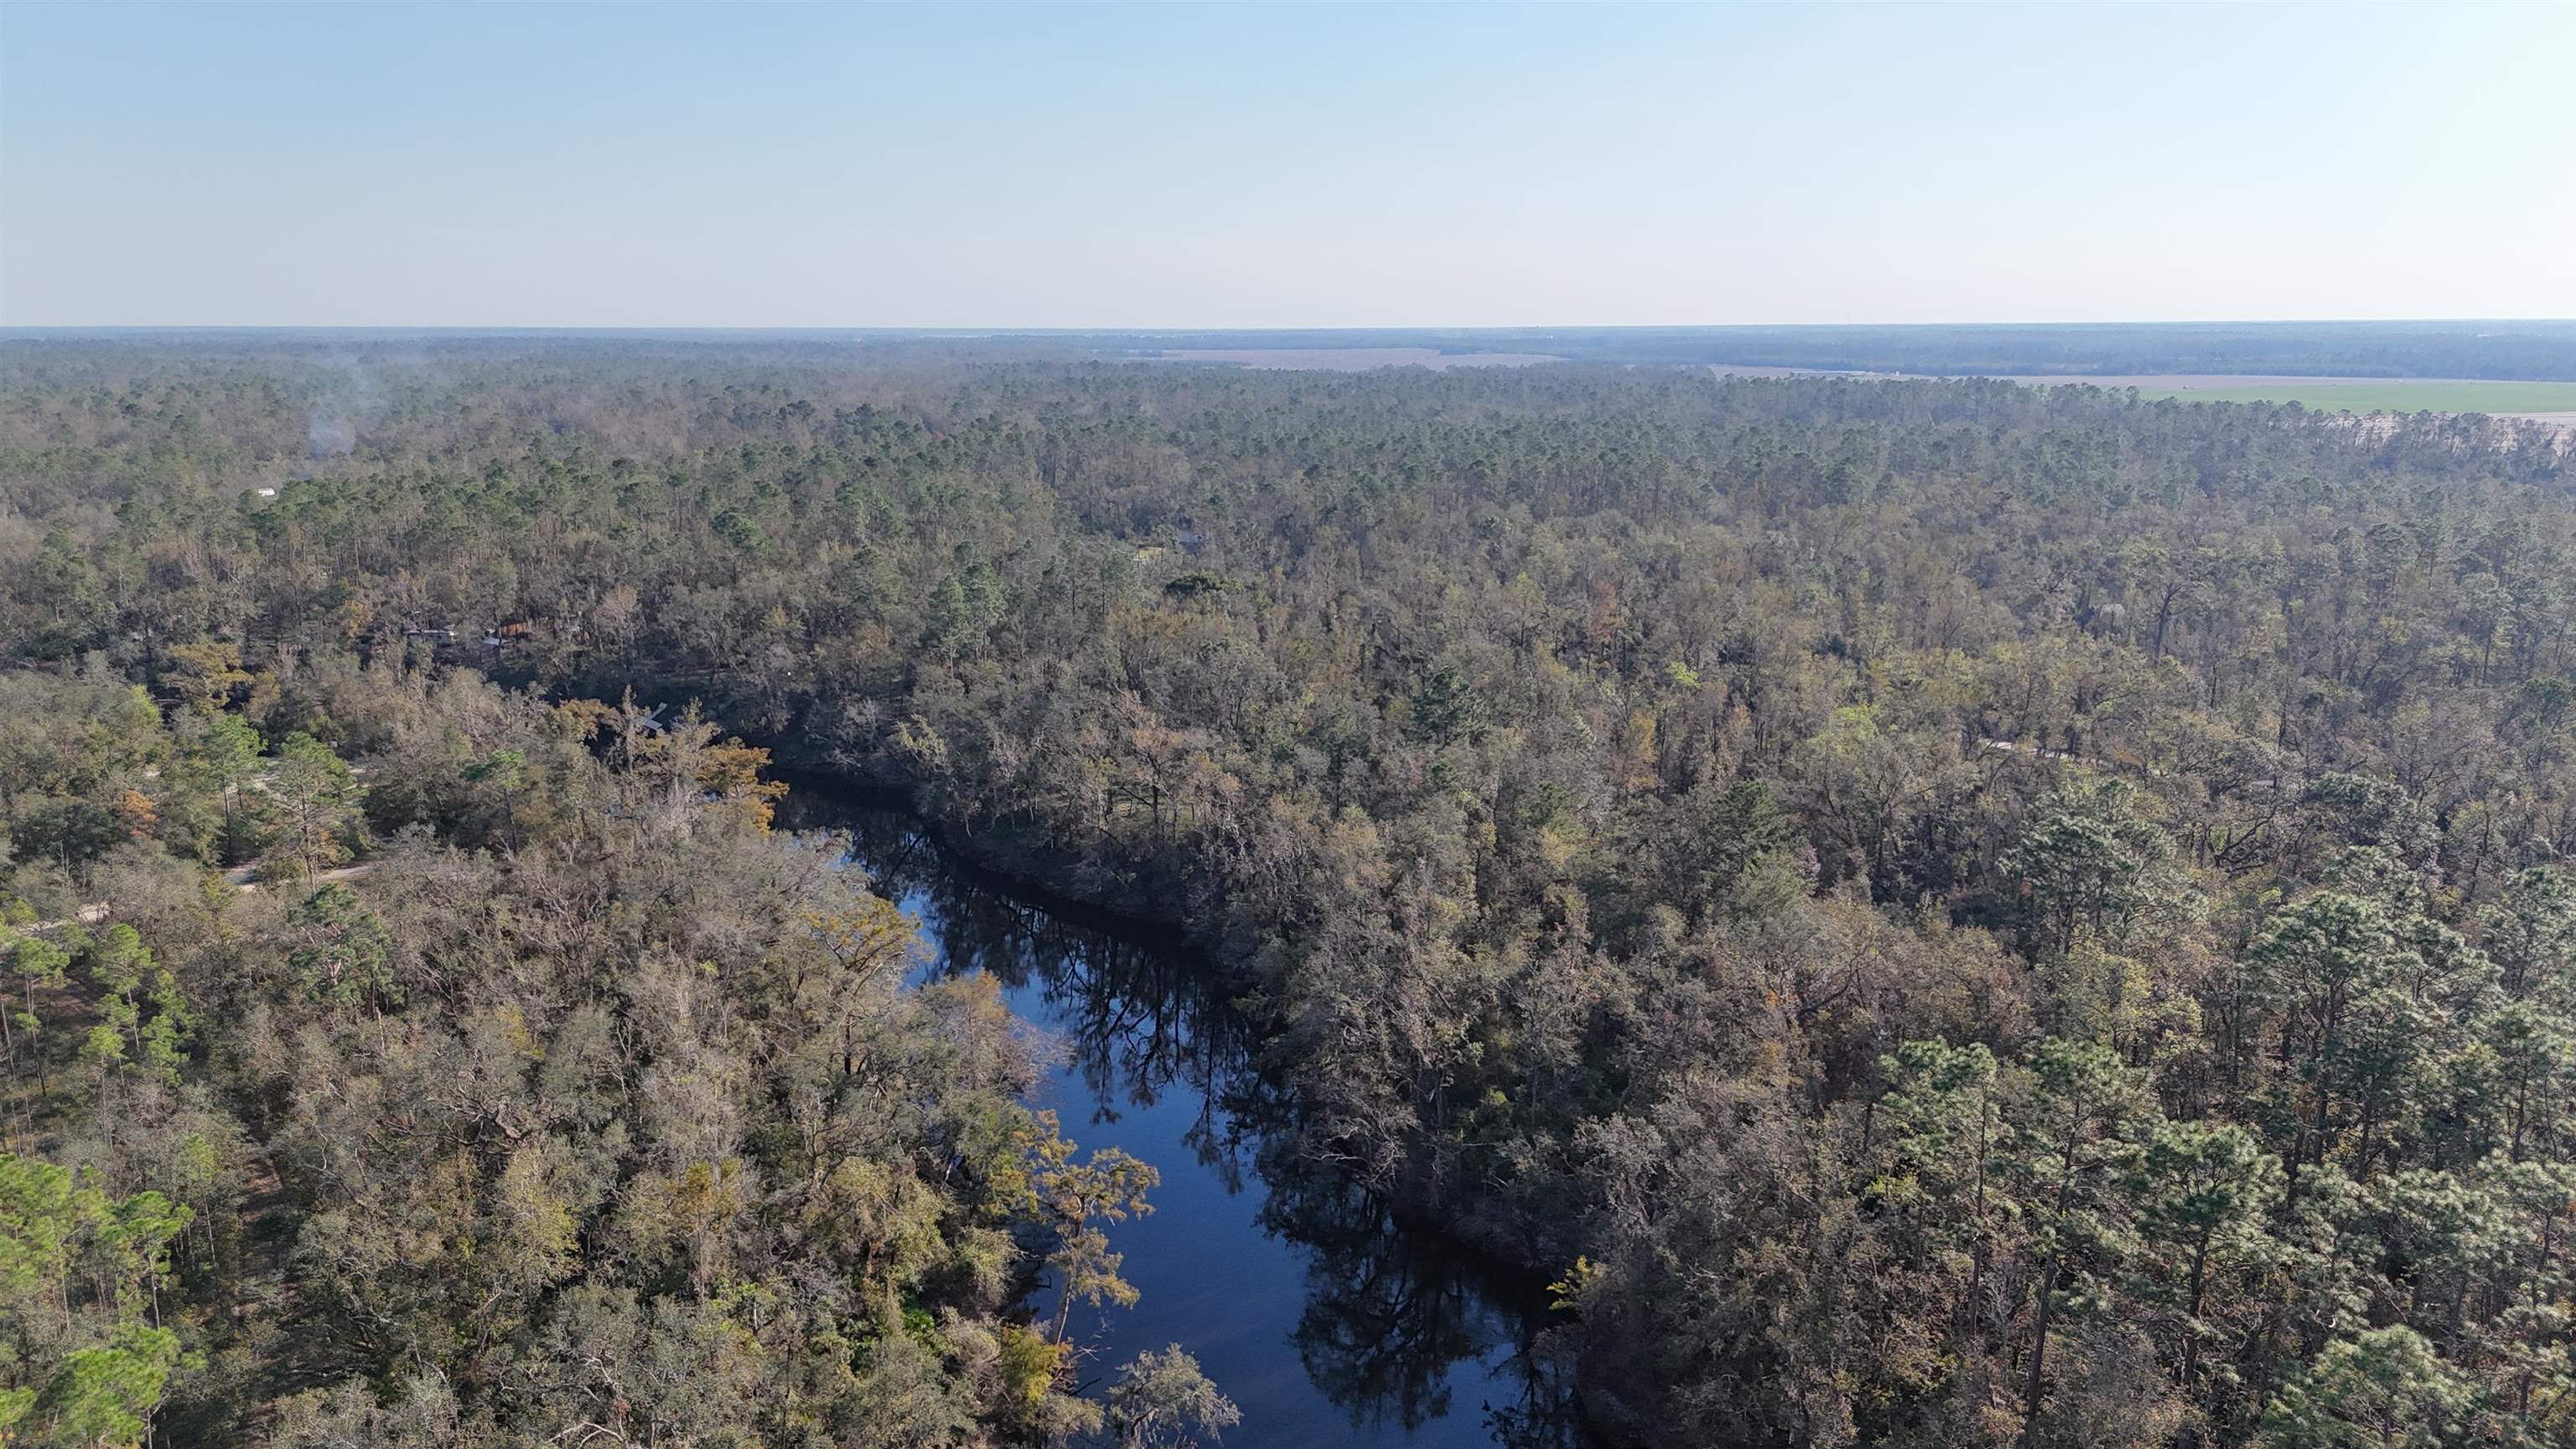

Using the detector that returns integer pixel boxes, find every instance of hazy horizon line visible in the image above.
[8,318,2575,337]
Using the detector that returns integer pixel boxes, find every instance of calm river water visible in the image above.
[783,795,1591,1449]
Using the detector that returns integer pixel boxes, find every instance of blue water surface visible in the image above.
[808,803,1587,1449]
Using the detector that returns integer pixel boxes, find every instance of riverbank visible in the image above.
[775,775,1600,1449]
[605,694,1639,1425]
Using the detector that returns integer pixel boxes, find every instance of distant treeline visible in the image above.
[1060,320,2576,380]
[9,319,2576,381]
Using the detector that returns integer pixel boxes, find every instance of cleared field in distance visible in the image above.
[2126,380,2576,415]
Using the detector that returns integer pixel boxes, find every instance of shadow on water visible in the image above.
[779,790,1593,1449]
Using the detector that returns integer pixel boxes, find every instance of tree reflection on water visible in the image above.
[797,797,1591,1449]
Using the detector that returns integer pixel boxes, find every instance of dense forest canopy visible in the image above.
[4,335,2576,1448]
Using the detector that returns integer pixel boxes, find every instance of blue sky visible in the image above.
[3,2,2570,327]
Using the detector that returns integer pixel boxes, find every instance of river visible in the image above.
[782,794,1592,1449]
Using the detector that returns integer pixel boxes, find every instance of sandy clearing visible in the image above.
[1705,366,2575,417]
[1988,373,2560,390]
[1704,367,2571,390]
